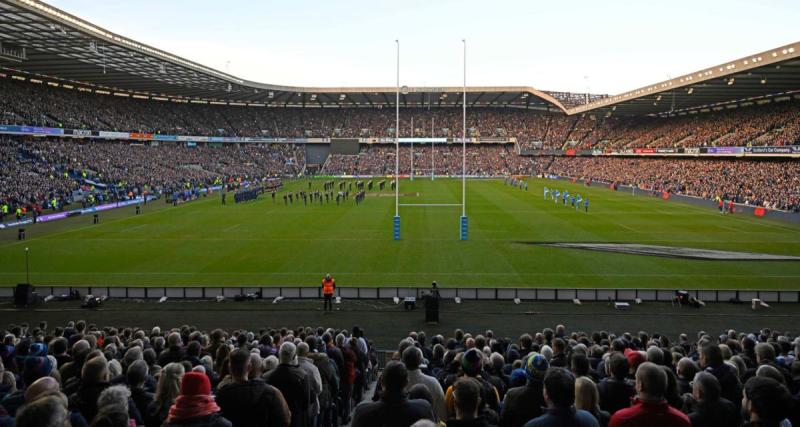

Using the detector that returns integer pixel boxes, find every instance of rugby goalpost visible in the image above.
[393,39,467,241]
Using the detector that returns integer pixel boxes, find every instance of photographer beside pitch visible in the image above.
[322,273,335,311]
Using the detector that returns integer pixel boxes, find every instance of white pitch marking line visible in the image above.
[222,224,241,232]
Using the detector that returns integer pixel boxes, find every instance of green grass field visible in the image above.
[1,178,800,289]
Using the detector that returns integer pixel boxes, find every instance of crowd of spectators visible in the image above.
[2,77,799,148]
[0,138,303,218]
[362,324,800,427]
[323,145,536,177]
[0,321,374,427]
[546,157,800,212]
[3,318,799,427]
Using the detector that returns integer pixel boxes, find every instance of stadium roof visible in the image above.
[0,0,799,116]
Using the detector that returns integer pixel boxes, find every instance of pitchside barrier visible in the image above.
[2,286,798,303]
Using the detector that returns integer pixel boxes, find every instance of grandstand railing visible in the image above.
[2,285,798,303]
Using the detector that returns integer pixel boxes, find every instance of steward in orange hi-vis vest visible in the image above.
[322,274,335,311]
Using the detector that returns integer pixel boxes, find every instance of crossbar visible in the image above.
[398,203,462,207]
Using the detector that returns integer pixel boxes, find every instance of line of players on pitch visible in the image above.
[279,179,395,206]
[544,186,589,212]
[504,177,589,212]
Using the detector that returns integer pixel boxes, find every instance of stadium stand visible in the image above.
[1,76,800,147]
[1,320,798,427]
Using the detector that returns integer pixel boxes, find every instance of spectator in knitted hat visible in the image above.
[164,371,231,427]
[0,356,54,416]
[508,369,527,389]
[500,353,548,427]
[623,349,645,377]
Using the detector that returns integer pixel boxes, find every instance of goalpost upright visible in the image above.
[460,39,468,240]
[393,39,400,240]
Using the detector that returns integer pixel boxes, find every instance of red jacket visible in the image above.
[322,278,335,296]
[609,398,690,427]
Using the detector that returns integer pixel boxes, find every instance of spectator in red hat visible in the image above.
[164,371,231,427]
[623,350,645,377]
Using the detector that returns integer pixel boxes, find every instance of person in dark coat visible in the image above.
[687,372,741,427]
[216,348,291,427]
[448,377,498,427]
[127,360,154,421]
[350,361,435,427]
[699,344,741,409]
[163,372,232,427]
[69,356,111,423]
[158,333,187,367]
[501,353,548,427]
[264,342,312,427]
[741,377,793,427]
[597,353,635,415]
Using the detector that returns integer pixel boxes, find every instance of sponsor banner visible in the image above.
[0,125,23,133]
[99,131,131,139]
[685,147,700,155]
[64,129,92,137]
[21,126,63,135]
[37,211,70,223]
[0,125,66,135]
[154,134,177,141]
[129,132,154,139]
[704,147,743,154]
[398,137,448,143]
[634,148,656,154]
[0,218,32,229]
[656,148,683,154]
[565,149,577,156]
[744,146,800,155]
